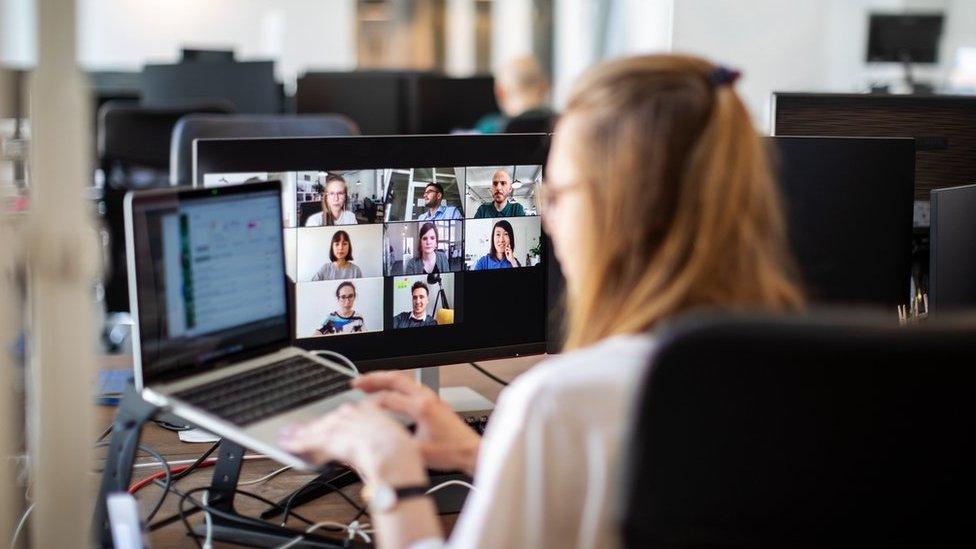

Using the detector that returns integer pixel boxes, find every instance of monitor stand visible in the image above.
[415,366,495,413]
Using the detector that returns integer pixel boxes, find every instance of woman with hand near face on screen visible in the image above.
[473,220,521,270]
[404,222,450,275]
[306,174,358,226]
[311,230,363,281]
[282,55,804,548]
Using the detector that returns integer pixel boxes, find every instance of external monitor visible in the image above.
[771,93,976,202]
[141,61,279,114]
[193,134,551,371]
[771,136,915,308]
[867,13,944,64]
[929,184,976,312]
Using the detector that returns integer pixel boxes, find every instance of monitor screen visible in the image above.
[194,135,552,371]
[127,182,291,385]
[867,13,944,64]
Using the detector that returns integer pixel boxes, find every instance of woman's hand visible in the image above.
[503,244,517,265]
[279,400,428,486]
[354,372,482,476]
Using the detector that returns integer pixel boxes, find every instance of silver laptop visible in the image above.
[124,180,362,470]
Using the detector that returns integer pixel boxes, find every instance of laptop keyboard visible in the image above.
[173,355,351,426]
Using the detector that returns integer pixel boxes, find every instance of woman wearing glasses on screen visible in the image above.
[404,222,451,275]
[306,174,358,226]
[311,230,363,281]
[282,55,804,548]
[472,220,520,270]
[315,281,365,335]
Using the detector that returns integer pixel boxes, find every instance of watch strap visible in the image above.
[394,485,430,500]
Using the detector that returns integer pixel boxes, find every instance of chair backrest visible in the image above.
[169,113,360,185]
[501,108,557,134]
[621,312,976,548]
[96,100,232,313]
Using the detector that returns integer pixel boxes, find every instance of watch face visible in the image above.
[371,484,396,513]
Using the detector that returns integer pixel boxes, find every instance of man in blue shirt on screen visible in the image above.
[473,169,526,218]
[417,182,462,221]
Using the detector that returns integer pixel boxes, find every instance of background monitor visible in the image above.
[194,134,552,371]
[295,71,414,135]
[141,61,279,114]
[929,184,976,312]
[410,75,498,134]
[772,136,915,308]
[867,13,944,63]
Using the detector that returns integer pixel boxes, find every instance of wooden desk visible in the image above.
[96,355,544,548]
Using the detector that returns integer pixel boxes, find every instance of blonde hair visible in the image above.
[560,54,804,350]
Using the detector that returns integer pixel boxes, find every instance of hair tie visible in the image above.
[708,66,741,88]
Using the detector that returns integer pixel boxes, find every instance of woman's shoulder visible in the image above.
[500,334,657,412]
[339,210,358,224]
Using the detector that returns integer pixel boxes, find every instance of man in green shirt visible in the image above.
[473,169,526,218]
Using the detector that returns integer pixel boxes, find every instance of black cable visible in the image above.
[94,441,172,525]
[175,485,327,548]
[96,424,114,442]
[469,362,509,386]
[170,441,221,483]
[150,484,316,533]
[136,444,172,523]
[281,480,368,526]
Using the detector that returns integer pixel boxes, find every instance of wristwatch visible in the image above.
[361,482,430,513]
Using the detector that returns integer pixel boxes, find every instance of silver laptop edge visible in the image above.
[124,185,361,470]
[123,190,146,391]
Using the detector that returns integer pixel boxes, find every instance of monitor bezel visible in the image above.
[193,134,555,371]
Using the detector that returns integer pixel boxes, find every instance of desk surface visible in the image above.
[97,355,543,548]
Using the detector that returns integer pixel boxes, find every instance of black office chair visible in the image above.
[501,108,557,133]
[621,312,976,548]
[97,100,233,316]
[168,113,360,186]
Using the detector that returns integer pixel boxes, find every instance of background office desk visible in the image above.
[95,355,543,548]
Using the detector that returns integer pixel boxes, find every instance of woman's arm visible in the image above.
[281,402,443,548]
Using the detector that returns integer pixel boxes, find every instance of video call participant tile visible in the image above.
[384,220,464,276]
[391,273,456,330]
[464,165,542,219]
[464,216,542,270]
[295,224,384,282]
[382,167,465,222]
[295,277,384,338]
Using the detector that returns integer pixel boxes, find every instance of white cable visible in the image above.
[426,479,477,495]
[202,491,214,549]
[9,503,34,549]
[131,453,270,470]
[312,350,360,376]
[237,465,292,486]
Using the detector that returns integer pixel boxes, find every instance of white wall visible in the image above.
[668,0,976,131]
[0,0,35,67]
[76,0,356,89]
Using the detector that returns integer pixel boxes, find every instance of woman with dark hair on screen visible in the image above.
[282,55,804,548]
[312,230,363,281]
[404,222,450,275]
[472,220,520,270]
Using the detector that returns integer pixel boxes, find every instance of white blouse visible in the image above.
[428,334,657,549]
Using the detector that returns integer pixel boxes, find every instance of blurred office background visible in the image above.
[1,1,974,125]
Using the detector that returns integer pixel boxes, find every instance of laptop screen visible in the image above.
[127,182,290,385]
